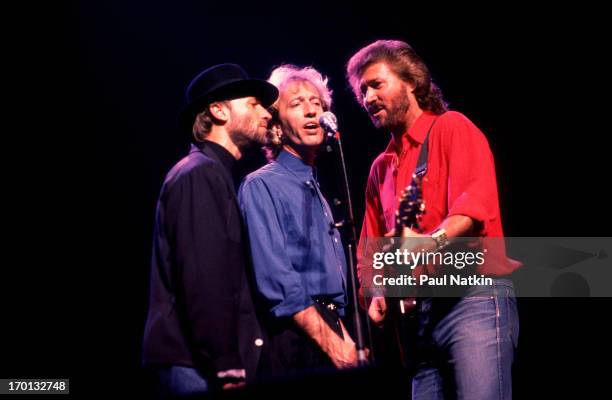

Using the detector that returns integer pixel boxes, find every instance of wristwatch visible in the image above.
[431,228,450,251]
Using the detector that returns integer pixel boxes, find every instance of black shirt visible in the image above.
[143,141,261,381]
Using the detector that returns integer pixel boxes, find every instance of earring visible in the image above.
[269,125,284,145]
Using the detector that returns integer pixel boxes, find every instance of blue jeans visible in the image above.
[150,365,209,398]
[412,279,519,400]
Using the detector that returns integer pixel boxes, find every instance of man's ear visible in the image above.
[209,101,230,123]
[406,81,416,96]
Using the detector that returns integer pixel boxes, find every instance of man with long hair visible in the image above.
[347,40,520,399]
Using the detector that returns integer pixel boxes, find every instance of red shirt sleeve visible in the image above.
[356,160,386,303]
[442,112,502,237]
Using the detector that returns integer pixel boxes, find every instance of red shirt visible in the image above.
[357,111,520,287]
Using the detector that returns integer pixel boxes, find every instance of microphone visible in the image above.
[319,111,338,133]
[319,111,340,142]
[319,111,368,365]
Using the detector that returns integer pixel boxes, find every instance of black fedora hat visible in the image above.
[179,63,278,135]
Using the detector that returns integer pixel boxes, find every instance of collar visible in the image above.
[385,111,438,155]
[191,139,236,171]
[276,149,314,179]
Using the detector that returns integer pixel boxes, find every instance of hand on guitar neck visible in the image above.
[367,173,476,326]
[368,174,425,325]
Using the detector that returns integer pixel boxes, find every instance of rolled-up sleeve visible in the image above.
[444,113,501,236]
[238,177,312,318]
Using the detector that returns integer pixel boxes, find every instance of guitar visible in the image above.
[387,173,425,371]
[393,171,425,305]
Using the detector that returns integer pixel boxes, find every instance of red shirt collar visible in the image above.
[385,111,438,154]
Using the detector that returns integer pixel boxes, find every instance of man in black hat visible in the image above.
[143,63,278,396]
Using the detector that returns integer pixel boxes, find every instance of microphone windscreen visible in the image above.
[319,111,338,132]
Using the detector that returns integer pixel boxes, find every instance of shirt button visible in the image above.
[255,338,264,347]
[334,238,338,243]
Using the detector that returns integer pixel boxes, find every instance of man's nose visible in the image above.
[363,88,376,105]
[304,102,317,117]
[364,87,377,105]
[259,105,272,120]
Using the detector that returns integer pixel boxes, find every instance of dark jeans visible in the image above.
[148,365,209,399]
[257,303,342,379]
[412,279,519,400]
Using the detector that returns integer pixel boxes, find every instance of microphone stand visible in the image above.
[325,130,372,366]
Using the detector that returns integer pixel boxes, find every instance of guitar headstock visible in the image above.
[395,173,425,233]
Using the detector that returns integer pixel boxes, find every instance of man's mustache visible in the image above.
[367,102,385,114]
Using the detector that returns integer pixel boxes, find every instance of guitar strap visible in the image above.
[414,116,439,178]
[390,116,439,372]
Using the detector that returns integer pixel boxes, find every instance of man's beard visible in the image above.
[370,88,410,133]
[227,118,266,149]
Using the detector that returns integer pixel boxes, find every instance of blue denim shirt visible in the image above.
[238,150,347,318]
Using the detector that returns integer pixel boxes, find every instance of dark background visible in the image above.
[4,1,610,398]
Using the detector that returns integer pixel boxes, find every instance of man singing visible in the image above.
[239,65,359,378]
[143,63,277,396]
[346,40,520,399]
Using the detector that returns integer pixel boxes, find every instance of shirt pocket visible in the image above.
[422,172,446,218]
